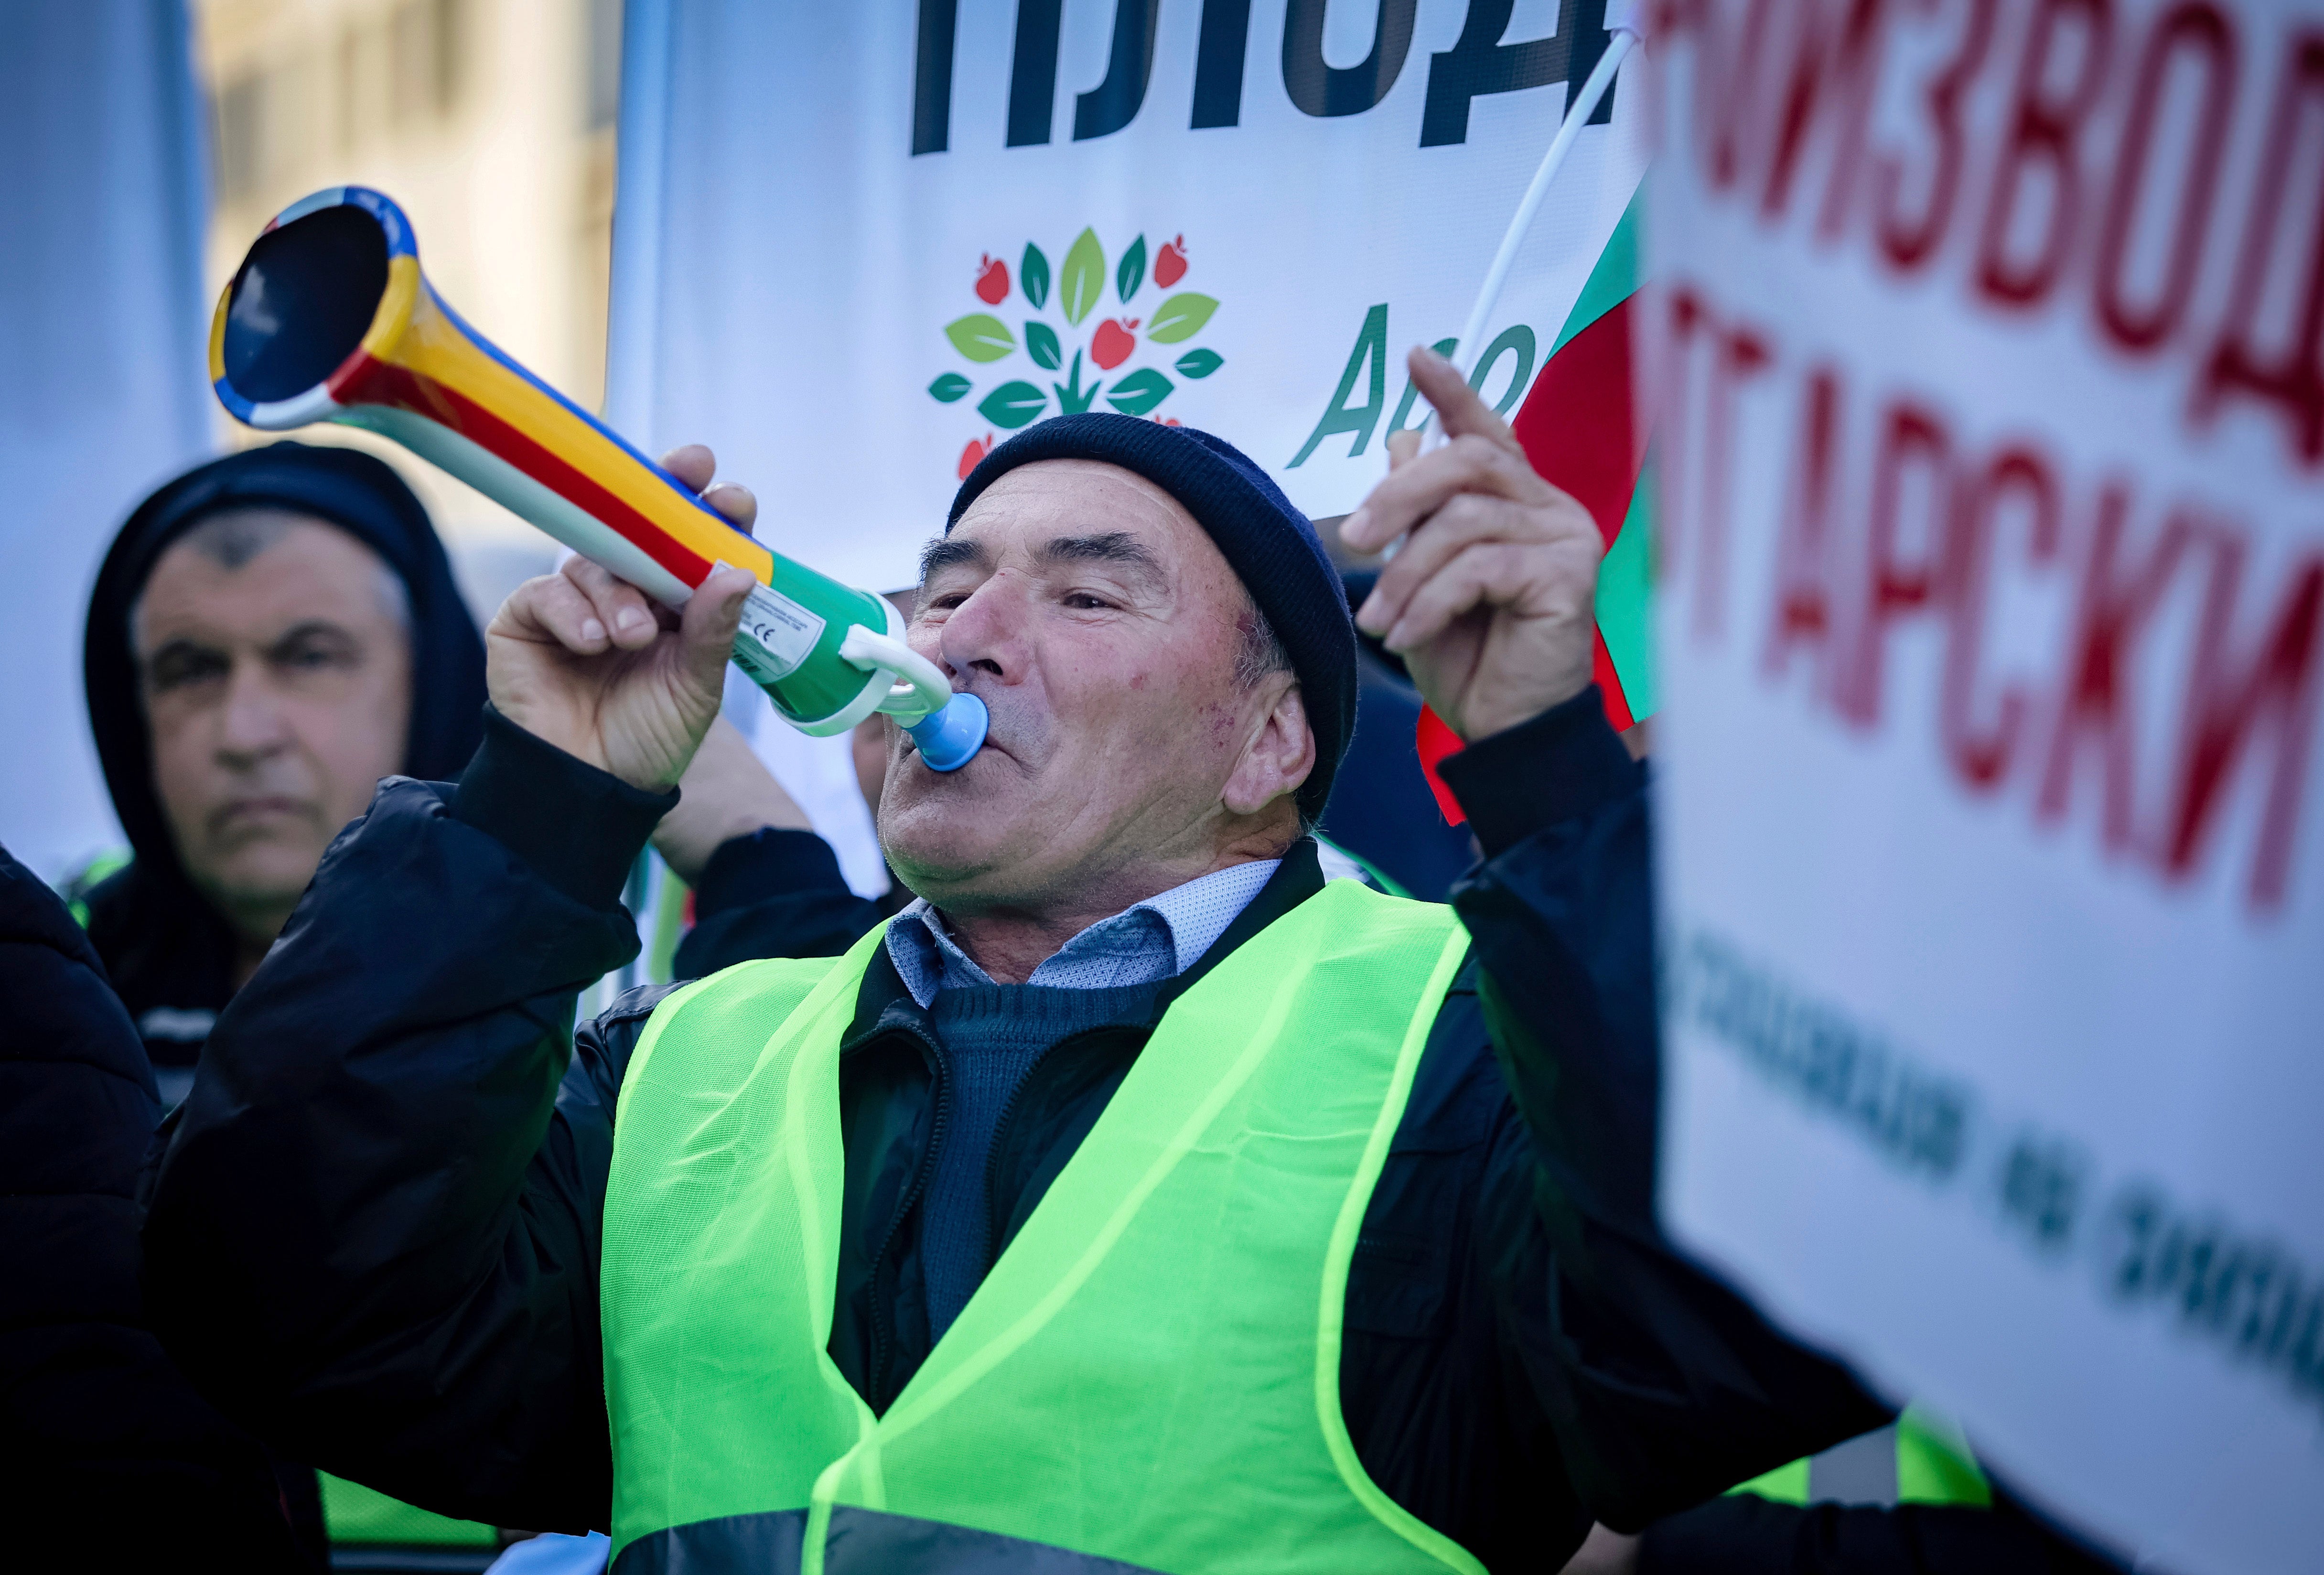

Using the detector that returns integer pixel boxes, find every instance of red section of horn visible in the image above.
[331,351,716,590]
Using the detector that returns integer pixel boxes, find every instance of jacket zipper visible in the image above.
[872,1006,1162,1392]
[974,975,1195,1273]
[867,1020,950,1408]
[976,1024,1136,1276]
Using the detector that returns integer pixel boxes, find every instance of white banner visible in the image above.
[609,0,1648,588]
[1649,4,2324,1570]
[0,0,213,881]
[606,0,1649,883]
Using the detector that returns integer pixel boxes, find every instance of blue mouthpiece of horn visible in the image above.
[905,693,988,772]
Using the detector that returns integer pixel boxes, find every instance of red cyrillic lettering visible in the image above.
[1875,0,1998,271]
[2165,539,2324,910]
[1664,287,1720,599]
[2038,492,2195,852]
[1942,447,2061,788]
[2196,34,2324,465]
[1842,401,1953,725]
[1654,283,1775,648]
[1694,324,1773,641]
[1654,285,1712,591]
[1760,0,1888,231]
[1975,0,2115,309]
[2093,4,2238,352]
[1710,0,1783,191]
[1765,367,1846,689]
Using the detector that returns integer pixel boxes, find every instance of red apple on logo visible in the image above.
[1091,317,1139,371]
[974,253,1009,304]
[1154,235,1188,287]
[958,433,993,479]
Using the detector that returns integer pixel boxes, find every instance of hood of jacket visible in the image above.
[79,441,487,1042]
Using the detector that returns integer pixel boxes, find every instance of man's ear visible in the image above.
[1221,680,1315,817]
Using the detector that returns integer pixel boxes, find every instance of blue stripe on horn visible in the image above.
[213,376,256,423]
[425,284,753,541]
[339,186,418,258]
[270,185,350,228]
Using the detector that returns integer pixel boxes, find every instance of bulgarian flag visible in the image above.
[1420,183,1650,822]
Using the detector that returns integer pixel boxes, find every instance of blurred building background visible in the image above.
[190,0,625,617]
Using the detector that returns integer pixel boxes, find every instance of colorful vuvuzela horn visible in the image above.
[208,186,987,769]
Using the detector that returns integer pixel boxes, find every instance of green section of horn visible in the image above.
[751,561,898,735]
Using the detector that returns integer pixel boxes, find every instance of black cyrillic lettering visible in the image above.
[911,0,958,156]
[2104,1187,2165,1299]
[1007,0,1065,147]
[1191,0,1254,128]
[1282,0,1417,119]
[1419,0,1614,150]
[1075,0,1163,141]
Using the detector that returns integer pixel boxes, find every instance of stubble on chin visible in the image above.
[189,807,330,903]
[880,797,998,902]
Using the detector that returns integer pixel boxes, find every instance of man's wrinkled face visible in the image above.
[878,459,1292,911]
[134,512,412,934]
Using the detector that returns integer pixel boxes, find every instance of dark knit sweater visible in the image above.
[922,979,1165,1335]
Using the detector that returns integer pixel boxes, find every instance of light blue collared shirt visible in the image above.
[884,859,1282,1008]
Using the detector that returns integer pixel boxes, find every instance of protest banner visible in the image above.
[605,0,1653,880]
[1648,4,2324,1569]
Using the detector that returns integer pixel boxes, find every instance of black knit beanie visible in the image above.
[948,414,1357,820]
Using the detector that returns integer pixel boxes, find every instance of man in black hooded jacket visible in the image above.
[61,441,841,1565]
[61,441,494,1562]
[77,442,489,1104]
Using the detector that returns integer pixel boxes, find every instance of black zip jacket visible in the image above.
[0,844,315,1571]
[79,442,487,1083]
[142,691,1904,1569]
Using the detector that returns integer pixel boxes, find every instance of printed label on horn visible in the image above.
[730,578,826,684]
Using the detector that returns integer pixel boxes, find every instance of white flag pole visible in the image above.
[1419,2,1642,456]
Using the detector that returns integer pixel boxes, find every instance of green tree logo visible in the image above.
[930,229,1222,478]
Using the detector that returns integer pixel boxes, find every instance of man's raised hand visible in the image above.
[485,445,757,791]
[1338,346,1603,743]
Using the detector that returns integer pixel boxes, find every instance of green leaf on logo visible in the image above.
[1025,321,1063,371]
[1021,244,1050,309]
[944,314,1016,363]
[927,371,974,402]
[1054,350,1098,415]
[977,379,1049,429]
[1145,293,1218,343]
[1173,348,1224,379]
[1060,228,1106,325]
[1117,235,1146,303]
[1104,367,1173,416]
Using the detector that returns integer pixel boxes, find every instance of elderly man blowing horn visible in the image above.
[144,352,1891,1574]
